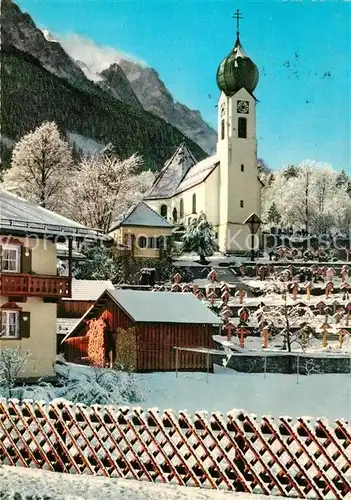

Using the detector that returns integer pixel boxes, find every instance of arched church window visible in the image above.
[192,193,196,214]
[238,117,247,138]
[160,204,167,218]
[221,119,225,140]
[172,207,178,223]
[179,199,184,219]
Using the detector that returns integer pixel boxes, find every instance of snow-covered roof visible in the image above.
[64,279,115,301]
[145,143,198,199]
[109,201,172,231]
[0,189,108,240]
[176,155,218,194]
[106,289,222,324]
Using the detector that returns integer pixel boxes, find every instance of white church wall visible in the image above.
[204,167,220,227]
[173,184,205,226]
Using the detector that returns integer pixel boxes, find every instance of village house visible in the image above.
[63,289,222,372]
[0,189,107,380]
[108,201,173,259]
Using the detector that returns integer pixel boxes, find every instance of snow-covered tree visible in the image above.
[24,364,144,406]
[253,279,315,352]
[3,122,73,209]
[0,347,31,398]
[64,152,154,232]
[262,160,351,234]
[182,211,218,264]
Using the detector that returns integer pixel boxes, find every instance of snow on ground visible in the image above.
[136,365,351,423]
[57,362,351,422]
[0,466,287,500]
[67,131,106,154]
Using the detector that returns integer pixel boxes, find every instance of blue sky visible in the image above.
[17,0,350,171]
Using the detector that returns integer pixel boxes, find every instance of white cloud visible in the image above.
[53,33,147,81]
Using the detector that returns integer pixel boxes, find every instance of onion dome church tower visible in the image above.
[215,10,262,253]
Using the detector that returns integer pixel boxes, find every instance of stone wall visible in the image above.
[214,341,351,374]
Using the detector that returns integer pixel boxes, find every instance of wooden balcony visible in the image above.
[0,273,71,298]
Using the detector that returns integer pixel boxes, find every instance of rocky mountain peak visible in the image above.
[1,0,86,86]
[118,59,217,154]
[99,63,142,109]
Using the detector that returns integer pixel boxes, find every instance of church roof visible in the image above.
[216,35,259,97]
[176,155,219,194]
[109,201,172,232]
[145,143,198,200]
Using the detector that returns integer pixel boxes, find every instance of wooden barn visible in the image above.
[62,289,222,372]
[56,279,115,350]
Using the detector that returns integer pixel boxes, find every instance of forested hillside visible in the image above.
[0,48,206,171]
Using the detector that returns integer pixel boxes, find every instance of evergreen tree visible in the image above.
[74,243,119,280]
[283,164,299,180]
[336,170,351,196]
[267,202,282,225]
[182,212,218,264]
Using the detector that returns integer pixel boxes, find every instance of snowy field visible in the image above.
[0,466,289,500]
[136,366,351,421]
[50,362,351,421]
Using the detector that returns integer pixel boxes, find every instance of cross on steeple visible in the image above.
[232,9,243,39]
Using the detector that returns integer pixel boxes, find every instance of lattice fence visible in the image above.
[0,399,350,499]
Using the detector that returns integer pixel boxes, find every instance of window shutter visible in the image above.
[19,311,31,338]
[21,247,32,273]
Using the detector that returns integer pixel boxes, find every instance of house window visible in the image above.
[147,237,155,249]
[1,245,20,272]
[138,236,147,248]
[238,117,247,138]
[179,199,184,219]
[160,204,167,218]
[1,311,19,338]
[192,193,196,214]
[240,200,244,208]
[221,119,225,140]
[241,164,245,172]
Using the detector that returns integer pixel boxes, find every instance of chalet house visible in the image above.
[57,279,115,348]
[0,189,107,380]
[108,201,173,259]
[63,289,222,372]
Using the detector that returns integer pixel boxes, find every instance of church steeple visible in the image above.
[216,10,259,96]
[215,11,261,254]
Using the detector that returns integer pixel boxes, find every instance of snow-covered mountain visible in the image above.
[58,34,217,154]
[1,0,214,168]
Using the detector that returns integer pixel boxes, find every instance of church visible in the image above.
[144,15,262,254]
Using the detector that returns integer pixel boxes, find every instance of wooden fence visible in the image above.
[0,398,350,499]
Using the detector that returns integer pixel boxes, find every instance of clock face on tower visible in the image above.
[237,100,249,114]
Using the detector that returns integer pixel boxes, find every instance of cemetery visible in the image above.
[148,256,351,375]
